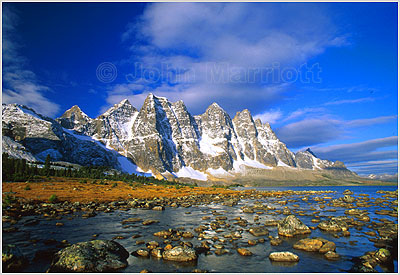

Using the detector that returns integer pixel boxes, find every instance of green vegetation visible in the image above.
[211,183,244,189]
[44,154,51,171]
[24,184,31,191]
[48,194,58,203]
[2,153,204,189]
[3,194,16,206]
[2,153,172,186]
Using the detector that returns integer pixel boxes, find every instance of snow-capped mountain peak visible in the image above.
[3,94,355,181]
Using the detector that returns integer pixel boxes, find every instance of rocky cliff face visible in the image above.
[2,104,139,173]
[56,105,92,133]
[2,94,356,180]
[295,148,356,177]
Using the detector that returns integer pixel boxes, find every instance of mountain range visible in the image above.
[2,94,357,182]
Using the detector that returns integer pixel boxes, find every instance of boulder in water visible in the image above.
[293,238,323,252]
[249,226,269,237]
[269,251,299,262]
[47,240,129,272]
[162,246,197,262]
[278,215,311,237]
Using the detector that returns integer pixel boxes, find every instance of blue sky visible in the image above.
[2,2,398,175]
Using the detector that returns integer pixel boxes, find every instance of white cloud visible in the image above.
[323,97,375,106]
[113,3,348,116]
[344,115,397,128]
[2,6,60,117]
[284,107,326,122]
[136,3,343,66]
[254,109,283,124]
[312,136,398,156]
[103,81,287,116]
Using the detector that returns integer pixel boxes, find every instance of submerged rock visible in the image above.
[265,219,280,226]
[269,251,299,262]
[237,248,252,256]
[154,230,172,238]
[278,215,311,237]
[319,241,336,254]
[48,240,129,272]
[249,226,269,237]
[324,251,340,260]
[248,240,257,246]
[182,231,194,238]
[2,244,28,272]
[121,217,142,224]
[270,237,283,246]
[214,248,229,256]
[142,219,159,226]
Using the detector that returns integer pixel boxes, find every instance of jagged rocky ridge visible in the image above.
[2,94,356,180]
[2,104,140,174]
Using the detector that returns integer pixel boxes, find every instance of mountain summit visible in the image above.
[2,95,356,181]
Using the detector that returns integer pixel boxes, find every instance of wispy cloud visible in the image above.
[310,136,398,175]
[2,6,59,117]
[312,136,397,156]
[276,115,397,148]
[346,160,398,175]
[303,85,378,94]
[254,109,283,124]
[323,97,375,106]
[344,115,397,128]
[284,107,326,122]
[276,118,343,148]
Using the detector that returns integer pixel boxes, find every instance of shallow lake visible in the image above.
[3,185,398,273]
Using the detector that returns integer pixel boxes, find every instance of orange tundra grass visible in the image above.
[2,177,254,203]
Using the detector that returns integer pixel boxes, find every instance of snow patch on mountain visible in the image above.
[199,135,225,156]
[3,96,355,181]
[277,160,290,167]
[63,128,111,150]
[173,166,208,181]
[2,136,37,162]
[233,157,273,172]
[117,156,152,176]
[207,167,232,177]
[126,112,139,140]
[19,106,43,120]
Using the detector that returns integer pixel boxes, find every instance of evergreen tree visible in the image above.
[44,154,51,170]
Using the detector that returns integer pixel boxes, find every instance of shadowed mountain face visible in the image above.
[2,104,120,168]
[2,94,356,180]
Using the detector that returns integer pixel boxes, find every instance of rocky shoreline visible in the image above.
[2,187,398,273]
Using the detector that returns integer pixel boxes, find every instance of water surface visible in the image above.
[3,185,398,273]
